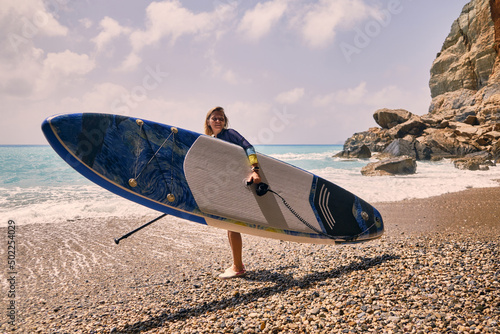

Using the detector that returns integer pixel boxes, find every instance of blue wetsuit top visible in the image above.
[216,129,258,165]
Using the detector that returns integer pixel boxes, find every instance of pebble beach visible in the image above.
[2,186,499,333]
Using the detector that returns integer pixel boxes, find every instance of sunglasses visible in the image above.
[210,117,225,122]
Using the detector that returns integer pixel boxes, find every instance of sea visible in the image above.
[2,145,500,227]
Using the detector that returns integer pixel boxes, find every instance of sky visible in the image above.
[1,0,470,145]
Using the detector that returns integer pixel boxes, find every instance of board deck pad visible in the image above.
[42,113,384,244]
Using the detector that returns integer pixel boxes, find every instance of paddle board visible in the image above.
[41,113,384,244]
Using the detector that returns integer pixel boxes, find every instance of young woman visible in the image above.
[204,106,261,279]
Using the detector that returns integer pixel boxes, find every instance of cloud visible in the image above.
[129,0,221,52]
[238,0,288,41]
[122,0,237,71]
[42,50,95,76]
[34,50,95,96]
[275,87,305,104]
[296,0,381,48]
[2,0,68,56]
[1,0,68,36]
[91,16,131,52]
[313,82,368,107]
[0,49,95,100]
[312,82,430,115]
[79,18,93,29]
[115,53,142,72]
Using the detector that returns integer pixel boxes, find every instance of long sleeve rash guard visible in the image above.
[215,129,259,165]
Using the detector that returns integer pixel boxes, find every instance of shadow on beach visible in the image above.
[116,254,399,333]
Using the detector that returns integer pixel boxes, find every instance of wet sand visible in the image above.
[1,186,499,333]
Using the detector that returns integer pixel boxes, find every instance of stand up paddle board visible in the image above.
[41,113,383,244]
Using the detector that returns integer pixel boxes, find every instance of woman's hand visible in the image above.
[248,171,261,185]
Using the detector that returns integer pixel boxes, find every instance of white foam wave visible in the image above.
[3,158,499,227]
[269,151,338,161]
[1,185,155,227]
[312,160,500,203]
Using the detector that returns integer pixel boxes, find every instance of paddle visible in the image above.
[114,213,168,244]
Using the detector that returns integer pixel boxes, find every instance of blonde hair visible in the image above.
[204,106,229,135]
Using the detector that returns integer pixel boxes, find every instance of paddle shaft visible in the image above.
[114,213,168,244]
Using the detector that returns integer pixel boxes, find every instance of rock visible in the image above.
[342,128,392,153]
[383,139,414,157]
[382,139,432,160]
[387,116,428,139]
[334,144,372,159]
[453,158,488,170]
[492,140,500,161]
[339,0,499,164]
[464,115,480,125]
[429,0,500,124]
[453,151,494,170]
[483,130,500,140]
[419,128,481,157]
[373,108,413,129]
[361,156,417,176]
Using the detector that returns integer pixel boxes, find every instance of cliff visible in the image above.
[340,0,500,169]
[429,0,499,124]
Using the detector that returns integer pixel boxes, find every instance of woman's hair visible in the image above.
[204,106,229,135]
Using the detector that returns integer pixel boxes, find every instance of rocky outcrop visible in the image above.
[373,108,412,129]
[334,144,371,159]
[453,151,495,170]
[342,108,499,162]
[361,156,417,176]
[339,0,500,173]
[383,138,432,160]
[429,0,500,124]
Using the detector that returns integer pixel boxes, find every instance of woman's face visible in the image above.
[208,110,226,135]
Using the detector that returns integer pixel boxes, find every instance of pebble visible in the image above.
[7,215,500,334]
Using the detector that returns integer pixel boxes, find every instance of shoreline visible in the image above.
[374,184,500,236]
[1,186,499,333]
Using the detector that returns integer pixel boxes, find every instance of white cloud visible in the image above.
[122,0,237,71]
[238,0,288,41]
[129,0,217,52]
[2,0,68,37]
[312,82,430,115]
[297,0,381,48]
[80,18,93,29]
[91,16,131,52]
[2,0,68,58]
[60,82,128,113]
[204,46,247,85]
[34,50,95,96]
[115,53,142,72]
[275,87,305,104]
[313,82,368,107]
[43,50,95,76]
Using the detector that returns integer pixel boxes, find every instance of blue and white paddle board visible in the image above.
[41,113,383,244]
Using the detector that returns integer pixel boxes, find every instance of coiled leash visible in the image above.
[248,181,377,242]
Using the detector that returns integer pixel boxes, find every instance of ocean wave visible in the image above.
[268,151,338,161]
[3,146,500,226]
[311,160,500,203]
[1,185,154,226]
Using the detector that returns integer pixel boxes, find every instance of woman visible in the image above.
[204,106,261,279]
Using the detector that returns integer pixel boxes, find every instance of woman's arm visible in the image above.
[223,129,262,184]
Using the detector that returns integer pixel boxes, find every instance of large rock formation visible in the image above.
[361,156,417,176]
[340,0,500,171]
[429,0,500,124]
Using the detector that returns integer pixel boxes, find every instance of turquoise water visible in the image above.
[1,145,90,188]
[256,145,366,171]
[0,145,345,188]
[2,145,500,225]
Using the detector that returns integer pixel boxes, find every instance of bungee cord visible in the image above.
[128,119,178,202]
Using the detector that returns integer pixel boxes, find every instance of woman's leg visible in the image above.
[227,231,244,271]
